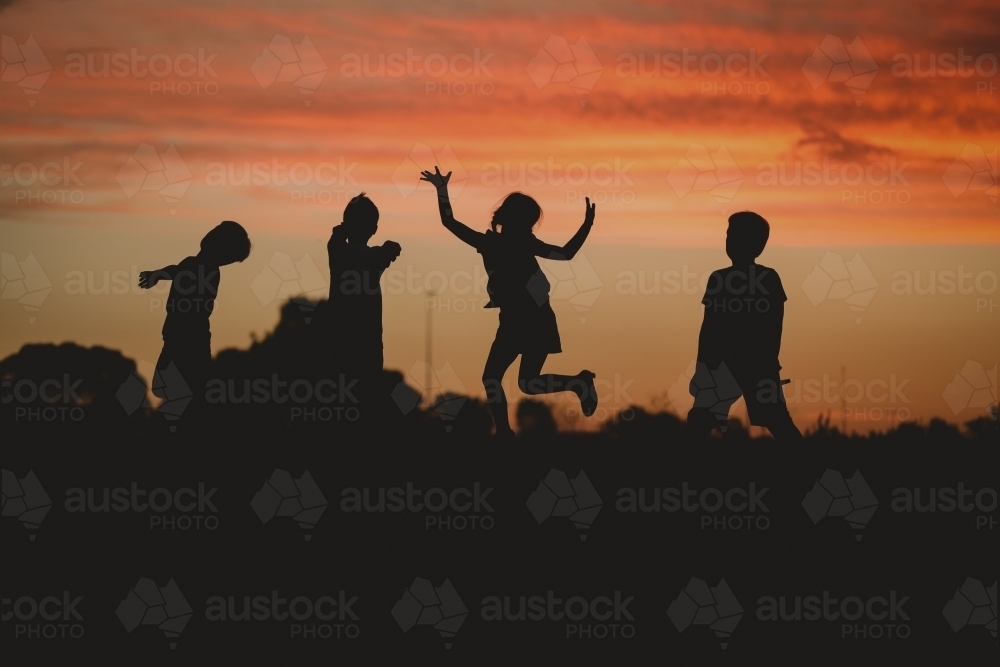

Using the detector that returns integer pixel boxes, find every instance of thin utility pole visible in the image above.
[840,365,847,434]
[425,290,437,406]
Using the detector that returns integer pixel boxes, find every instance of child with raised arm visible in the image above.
[138,221,252,401]
[687,211,803,443]
[420,166,598,438]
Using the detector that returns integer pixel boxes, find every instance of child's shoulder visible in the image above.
[755,263,784,282]
[754,263,787,298]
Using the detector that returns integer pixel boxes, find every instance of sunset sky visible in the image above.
[1,0,997,431]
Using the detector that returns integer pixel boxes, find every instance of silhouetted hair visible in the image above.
[343,192,379,236]
[727,211,769,258]
[201,221,252,264]
[491,192,542,234]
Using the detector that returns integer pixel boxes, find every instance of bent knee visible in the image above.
[518,375,545,394]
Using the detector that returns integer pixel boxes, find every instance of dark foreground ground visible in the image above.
[3,399,996,666]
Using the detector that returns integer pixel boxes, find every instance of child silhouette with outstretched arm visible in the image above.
[138,221,252,402]
[688,211,803,443]
[421,166,598,438]
[326,193,401,400]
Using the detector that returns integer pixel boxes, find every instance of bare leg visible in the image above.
[764,410,804,444]
[482,342,519,436]
[518,352,598,416]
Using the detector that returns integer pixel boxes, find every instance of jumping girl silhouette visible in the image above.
[421,166,598,438]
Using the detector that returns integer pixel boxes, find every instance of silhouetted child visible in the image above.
[420,166,598,438]
[139,221,252,405]
[688,211,803,443]
[326,193,401,408]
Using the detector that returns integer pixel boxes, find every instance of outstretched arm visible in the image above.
[534,198,596,260]
[420,166,484,248]
[138,264,181,289]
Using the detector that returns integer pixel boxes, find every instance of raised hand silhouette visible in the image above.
[419,166,452,189]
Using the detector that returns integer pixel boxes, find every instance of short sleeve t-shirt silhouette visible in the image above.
[161,256,219,348]
[700,263,787,375]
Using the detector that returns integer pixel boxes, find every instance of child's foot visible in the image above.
[576,371,598,417]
